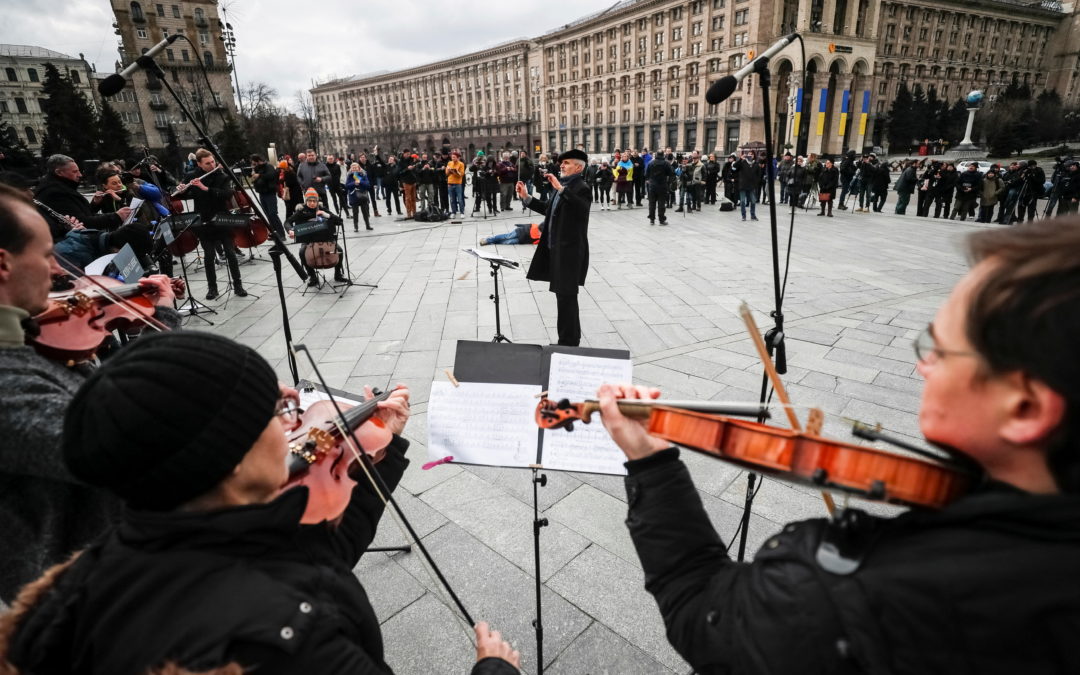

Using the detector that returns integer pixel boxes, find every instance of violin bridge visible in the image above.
[806,408,825,436]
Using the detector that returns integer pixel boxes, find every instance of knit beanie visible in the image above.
[63,332,280,511]
[304,187,319,201]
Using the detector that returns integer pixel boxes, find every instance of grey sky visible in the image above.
[5,0,619,108]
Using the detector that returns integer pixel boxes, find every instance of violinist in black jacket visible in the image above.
[173,149,246,299]
[595,219,1080,675]
[0,331,521,675]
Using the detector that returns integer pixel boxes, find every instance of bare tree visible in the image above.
[377,109,414,155]
[295,90,321,152]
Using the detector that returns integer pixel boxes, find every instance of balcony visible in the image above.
[154,121,169,130]
[194,16,209,27]
[146,77,162,90]
[149,101,168,110]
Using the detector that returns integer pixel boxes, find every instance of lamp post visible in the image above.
[219,14,242,116]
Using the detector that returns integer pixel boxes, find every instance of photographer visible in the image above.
[952,163,983,221]
[496,152,518,211]
[417,153,436,213]
[915,161,939,217]
[1017,160,1047,222]
[1056,160,1079,216]
[471,155,499,215]
[977,168,1005,223]
[996,162,1023,224]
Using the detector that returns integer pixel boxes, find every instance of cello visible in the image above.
[227,184,270,250]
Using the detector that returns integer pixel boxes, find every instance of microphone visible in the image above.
[98,34,180,97]
[705,32,799,105]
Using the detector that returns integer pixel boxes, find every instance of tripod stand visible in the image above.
[489,260,513,343]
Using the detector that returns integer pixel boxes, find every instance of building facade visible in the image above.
[0,45,97,154]
[313,0,1078,157]
[108,0,239,154]
[312,39,539,158]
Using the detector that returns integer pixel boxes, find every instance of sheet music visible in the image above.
[541,352,632,475]
[122,198,145,226]
[428,381,541,466]
[463,247,520,268]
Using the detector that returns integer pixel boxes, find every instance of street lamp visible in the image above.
[219,16,243,116]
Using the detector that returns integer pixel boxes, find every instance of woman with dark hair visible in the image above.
[816,158,839,217]
[279,161,302,218]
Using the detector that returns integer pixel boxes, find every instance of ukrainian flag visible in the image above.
[816,88,828,136]
[859,90,870,136]
[839,91,850,136]
[793,88,803,141]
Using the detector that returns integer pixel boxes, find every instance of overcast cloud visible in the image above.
[4,0,618,108]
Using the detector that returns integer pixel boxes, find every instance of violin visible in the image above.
[31,274,185,363]
[283,389,395,524]
[536,397,972,510]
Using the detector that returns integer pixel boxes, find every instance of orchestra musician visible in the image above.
[0,331,521,675]
[596,218,1080,673]
[173,148,247,300]
[286,187,347,286]
[0,183,179,605]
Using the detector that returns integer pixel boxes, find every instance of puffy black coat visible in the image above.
[525,172,591,295]
[733,159,761,191]
[624,448,1080,675]
[3,437,515,675]
[645,157,675,192]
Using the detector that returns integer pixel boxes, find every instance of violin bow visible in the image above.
[52,251,171,334]
[290,343,477,631]
[739,302,837,517]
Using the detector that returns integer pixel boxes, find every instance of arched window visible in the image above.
[4,68,16,82]
[5,127,17,144]
[203,51,213,66]
[130,1,145,21]
[70,70,81,84]
[24,127,37,144]
[27,68,39,83]
[194,7,205,20]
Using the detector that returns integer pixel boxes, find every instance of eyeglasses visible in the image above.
[275,398,300,426]
[913,324,978,364]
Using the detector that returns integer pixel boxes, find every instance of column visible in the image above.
[845,0,860,37]
[863,0,883,40]
[822,0,837,33]
[805,71,831,155]
[849,75,871,153]
[824,72,852,154]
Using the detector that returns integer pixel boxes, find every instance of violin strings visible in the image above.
[52,252,169,334]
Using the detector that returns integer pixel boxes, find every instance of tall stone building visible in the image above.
[107,0,238,155]
[313,0,1079,157]
[0,45,96,155]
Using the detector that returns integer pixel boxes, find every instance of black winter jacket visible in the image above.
[624,448,1080,675]
[3,437,516,675]
[34,174,123,239]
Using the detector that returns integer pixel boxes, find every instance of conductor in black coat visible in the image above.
[517,148,592,346]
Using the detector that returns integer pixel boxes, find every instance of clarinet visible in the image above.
[33,199,94,234]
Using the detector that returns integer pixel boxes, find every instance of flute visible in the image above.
[170,165,222,198]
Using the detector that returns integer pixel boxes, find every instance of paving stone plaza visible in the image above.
[190,195,983,674]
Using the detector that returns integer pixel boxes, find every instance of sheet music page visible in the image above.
[463,247,520,268]
[428,380,542,466]
[122,198,145,226]
[541,353,632,475]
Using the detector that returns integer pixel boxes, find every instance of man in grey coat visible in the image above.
[295,148,332,211]
[0,184,179,603]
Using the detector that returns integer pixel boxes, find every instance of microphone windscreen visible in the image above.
[705,76,738,106]
[98,73,126,97]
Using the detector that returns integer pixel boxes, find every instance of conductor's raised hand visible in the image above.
[597,383,670,461]
[545,172,563,192]
[474,622,521,670]
[515,181,528,199]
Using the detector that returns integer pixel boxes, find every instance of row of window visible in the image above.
[129,2,207,22]
[3,125,38,145]
[3,66,82,84]
[546,101,734,128]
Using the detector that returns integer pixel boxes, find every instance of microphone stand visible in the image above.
[736,55,789,562]
[136,54,305,383]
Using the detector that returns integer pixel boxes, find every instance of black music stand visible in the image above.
[336,215,378,292]
[162,214,217,325]
[463,247,518,342]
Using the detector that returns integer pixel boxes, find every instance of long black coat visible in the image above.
[3,437,516,675]
[624,448,1080,675]
[817,166,840,194]
[526,173,591,295]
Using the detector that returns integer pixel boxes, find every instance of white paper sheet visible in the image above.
[122,198,145,226]
[428,380,542,466]
[541,352,632,475]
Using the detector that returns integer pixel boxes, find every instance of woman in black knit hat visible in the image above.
[0,332,520,675]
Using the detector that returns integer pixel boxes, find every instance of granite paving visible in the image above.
[176,190,986,673]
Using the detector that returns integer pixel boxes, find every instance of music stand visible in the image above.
[463,247,519,342]
[162,214,217,325]
[336,214,378,292]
